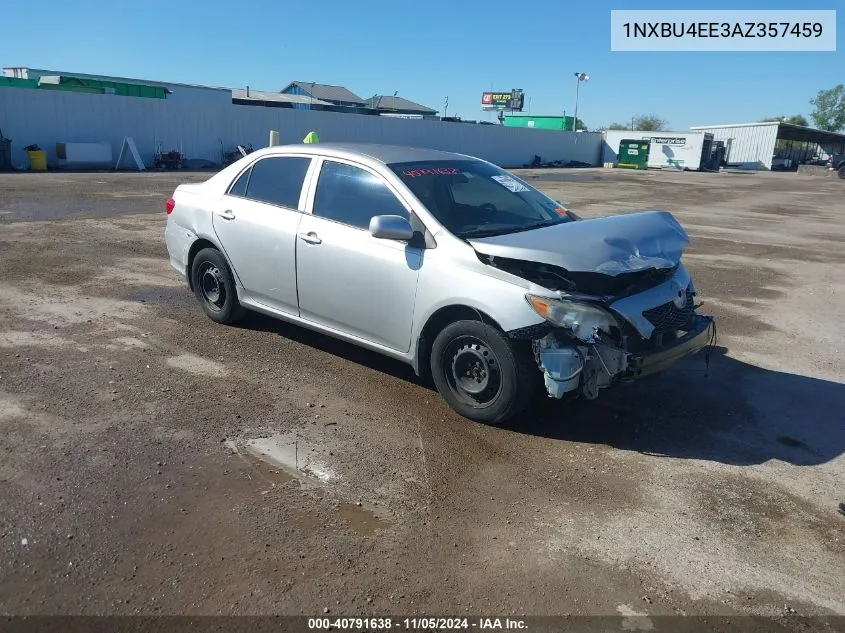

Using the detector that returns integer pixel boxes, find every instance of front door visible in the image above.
[212,155,312,315]
[295,159,422,352]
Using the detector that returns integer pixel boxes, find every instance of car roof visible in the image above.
[260,142,477,165]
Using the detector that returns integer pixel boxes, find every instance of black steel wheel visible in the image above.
[446,338,503,408]
[430,319,538,424]
[190,247,244,324]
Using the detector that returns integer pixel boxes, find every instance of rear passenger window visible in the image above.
[228,168,251,197]
[243,157,311,209]
[313,161,407,230]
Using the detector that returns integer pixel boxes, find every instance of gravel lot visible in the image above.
[0,167,843,625]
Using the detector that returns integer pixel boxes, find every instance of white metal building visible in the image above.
[602,130,714,170]
[690,121,845,170]
[0,86,603,169]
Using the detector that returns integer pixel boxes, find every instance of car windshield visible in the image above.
[388,160,573,238]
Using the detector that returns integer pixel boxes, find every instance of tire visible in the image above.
[430,319,538,424]
[838,166,845,179]
[190,247,244,324]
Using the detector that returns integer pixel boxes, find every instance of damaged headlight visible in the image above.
[525,294,618,342]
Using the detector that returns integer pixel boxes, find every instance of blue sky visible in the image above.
[1,0,840,130]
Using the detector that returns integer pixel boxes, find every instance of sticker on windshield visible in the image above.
[491,175,529,193]
[403,167,459,178]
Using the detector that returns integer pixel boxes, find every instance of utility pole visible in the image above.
[573,72,589,132]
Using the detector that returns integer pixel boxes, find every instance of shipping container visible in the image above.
[602,130,713,170]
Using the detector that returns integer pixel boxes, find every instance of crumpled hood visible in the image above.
[468,210,689,275]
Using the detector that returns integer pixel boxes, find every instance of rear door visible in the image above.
[212,155,313,315]
[295,158,422,352]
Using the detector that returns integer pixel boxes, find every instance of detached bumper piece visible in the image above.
[625,315,714,379]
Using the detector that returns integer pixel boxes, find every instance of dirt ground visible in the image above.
[0,167,843,626]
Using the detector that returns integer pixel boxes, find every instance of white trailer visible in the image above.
[602,130,714,170]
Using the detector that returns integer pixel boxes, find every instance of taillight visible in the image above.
[165,198,175,214]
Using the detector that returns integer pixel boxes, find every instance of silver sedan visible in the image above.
[165,143,714,423]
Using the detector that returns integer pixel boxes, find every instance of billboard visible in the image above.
[481,89,524,111]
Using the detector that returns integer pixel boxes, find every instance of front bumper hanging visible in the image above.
[624,315,715,379]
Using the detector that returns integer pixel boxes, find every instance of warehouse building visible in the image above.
[690,121,845,170]
[367,94,438,117]
[232,89,335,109]
[280,81,368,110]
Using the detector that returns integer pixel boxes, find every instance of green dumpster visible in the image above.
[616,139,650,170]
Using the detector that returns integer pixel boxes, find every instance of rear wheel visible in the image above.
[430,319,538,424]
[190,247,244,324]
[838,166,845,179]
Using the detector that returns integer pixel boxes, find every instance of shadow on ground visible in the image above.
[237,311,422,384]
[236,310,845,469]
[504,346,845,468]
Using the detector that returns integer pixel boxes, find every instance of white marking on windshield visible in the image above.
[491,175,529,192]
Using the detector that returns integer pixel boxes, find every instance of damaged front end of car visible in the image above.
[474,211,716,401]
[522,285,715,401]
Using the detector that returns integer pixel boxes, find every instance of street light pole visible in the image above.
[573,72,589,131]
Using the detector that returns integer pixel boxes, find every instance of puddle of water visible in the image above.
[236,433,390,535]
[237,448,295,486]
[243,433,340,483]
[337,502,387,536]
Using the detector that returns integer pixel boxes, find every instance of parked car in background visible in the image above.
[164,143,714,423]
[828,154,845,178]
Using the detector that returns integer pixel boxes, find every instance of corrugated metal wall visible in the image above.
[690,124,778,169]
[0,87,602,169]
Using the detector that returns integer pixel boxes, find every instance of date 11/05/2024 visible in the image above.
[307,617,527,630]
[622,21,823,38]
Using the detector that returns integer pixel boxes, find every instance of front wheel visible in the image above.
[838,166,845,179]
[430,319,538,424]
[190,247,244,324]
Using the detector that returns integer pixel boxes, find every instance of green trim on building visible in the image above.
[503,114,574,131]
[0,75,166,98]
[0,77,39,89]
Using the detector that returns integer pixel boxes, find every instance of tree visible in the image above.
[571,117,587,131]
[810,85,845,132]
[761,114,809,126]
[607,122,630,130]
[632,114,668,131]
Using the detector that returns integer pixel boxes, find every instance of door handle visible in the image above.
[298,232,322,245]
[218,209,236,221]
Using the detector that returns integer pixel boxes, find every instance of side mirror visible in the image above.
[369,215,414,241]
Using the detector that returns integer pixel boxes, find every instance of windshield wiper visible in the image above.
[508,219,564,234]
[460,227,517,238]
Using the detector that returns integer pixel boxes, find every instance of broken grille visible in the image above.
[642,293,696,332]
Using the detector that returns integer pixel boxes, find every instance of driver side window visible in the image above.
[313,161,408,230]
